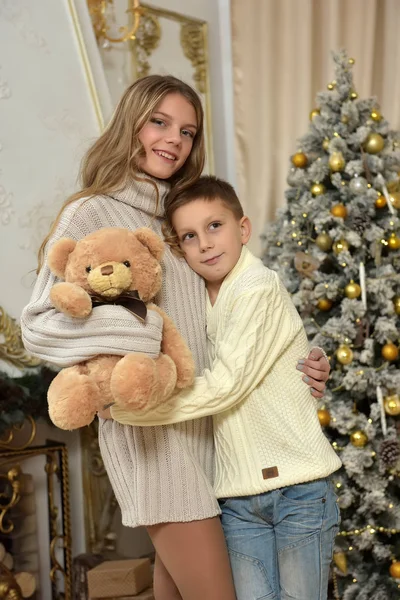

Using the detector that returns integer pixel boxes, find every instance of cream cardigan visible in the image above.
[112,246,341,498]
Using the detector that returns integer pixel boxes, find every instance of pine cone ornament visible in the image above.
[351,214,369,235]
[379,438,400,468]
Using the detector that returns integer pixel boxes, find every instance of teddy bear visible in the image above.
[46,227,195,430]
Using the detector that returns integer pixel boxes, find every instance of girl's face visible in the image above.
[138,93,198,179]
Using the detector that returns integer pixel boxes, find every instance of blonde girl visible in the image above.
[21,75,329,600]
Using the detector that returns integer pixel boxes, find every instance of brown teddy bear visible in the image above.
[46,227,195,430]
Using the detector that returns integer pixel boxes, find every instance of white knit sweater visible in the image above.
[21,178,220,526]
[112,247,342,499]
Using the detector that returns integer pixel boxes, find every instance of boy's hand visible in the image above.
[297,347,330,398]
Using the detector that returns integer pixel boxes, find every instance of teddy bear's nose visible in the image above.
[101,265,114,276]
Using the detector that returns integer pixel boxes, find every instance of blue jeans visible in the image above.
[220,478,340,600]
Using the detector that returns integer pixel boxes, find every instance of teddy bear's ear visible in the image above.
[47,237,77,279]
[134,228,164,262]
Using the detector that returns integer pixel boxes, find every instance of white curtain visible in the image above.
[231,0,400,255]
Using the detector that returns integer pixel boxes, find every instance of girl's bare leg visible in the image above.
[153,553,182,600]
[147,518,236,600]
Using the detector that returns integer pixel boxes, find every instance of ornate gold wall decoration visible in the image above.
[132,11,161,79]
[0,307,41,369]
[180,22,207,94]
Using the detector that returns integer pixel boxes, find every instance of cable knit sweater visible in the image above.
[21,178,220,527]
[112,246,342,499]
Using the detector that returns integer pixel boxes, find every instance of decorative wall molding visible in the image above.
[0,186,15,227]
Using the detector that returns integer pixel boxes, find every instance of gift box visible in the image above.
[87,559,152,599]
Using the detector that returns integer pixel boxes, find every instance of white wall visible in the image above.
[0,0,235,588]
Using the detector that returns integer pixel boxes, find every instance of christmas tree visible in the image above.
[262,50,400,599]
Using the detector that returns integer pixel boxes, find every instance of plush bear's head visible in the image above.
[48,227,165,302]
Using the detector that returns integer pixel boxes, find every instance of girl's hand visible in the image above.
[98,405,113,419]
[297,347,330,399]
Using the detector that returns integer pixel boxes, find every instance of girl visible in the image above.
[21,75,330,600]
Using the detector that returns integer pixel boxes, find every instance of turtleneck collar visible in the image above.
[109,175,171,218]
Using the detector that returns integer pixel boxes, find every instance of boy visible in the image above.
[112,176,341,600]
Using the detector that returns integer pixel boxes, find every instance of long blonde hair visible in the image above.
[37,75,205,272]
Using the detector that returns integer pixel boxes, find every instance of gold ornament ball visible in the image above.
[364,133,385,154]
[311,182,326,196]
[318,409,331,427]
[330,203,348,219]
[333,239,349,254]
[329,152,345,172]
[292,152,308,168]
[336,344,353,365]
[384,394,400,416]
[388,234,400,251]
[382,342,399,362]
[341,115,349,124]
[316,233,333,252]
[345,281,361,299]
[350,430,368,447]
[350,90,358,100]
[322,138,330,151]
[310,108,320,121]
[389,192,400,209]
[348,58,355,65]
[375,195,387,209]
[370,109,382,122]
[317,298,333,311]
[393,296,400,315]
[389,561,400,579]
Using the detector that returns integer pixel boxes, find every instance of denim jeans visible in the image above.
[220,478,340,600]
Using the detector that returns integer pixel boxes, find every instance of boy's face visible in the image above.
[172,197,251,286]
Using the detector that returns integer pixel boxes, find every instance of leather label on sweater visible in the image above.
[262,466,279,480]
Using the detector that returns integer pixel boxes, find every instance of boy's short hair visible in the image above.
[163,176,244,255]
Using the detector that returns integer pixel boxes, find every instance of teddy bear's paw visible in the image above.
[110,353,159,410]
[175,354,196,389]
[48,370,99,430]
[153,354,177,402]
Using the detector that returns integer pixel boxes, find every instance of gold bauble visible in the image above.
[370,109,382,122]
[311,182,326,196]
[364,133,385,154]
[350,90,358,100]
[330,203,348,218]
[384,394,400,416]
[375,195,387,209]
[336,344,353,365]
[345,281,361,299]
[341,115,349,124]
[387,180,399,193]
[389,561,400,579]
[310,108,320,121]
[349,58,355,65]
[291,152,308,168]
[350,430,368,447]
[382,342,399,362]
[393,296,400,315]
[333,239,349,254]
[322,138,330,151]
[389,192,400,209]
[327,82,335,91]
[316,233,333,252]
[388,234,400,251]
[318,409,331,427]
[329,152,345,173]
[317,298,333,311]
[333,552,348,575]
